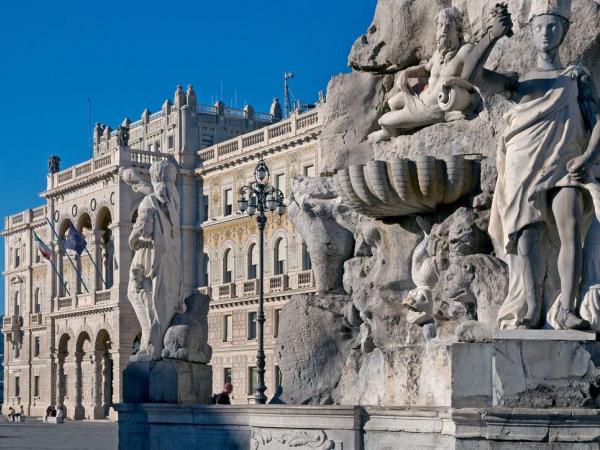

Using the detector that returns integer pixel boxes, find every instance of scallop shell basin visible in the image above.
[333,156,480,218]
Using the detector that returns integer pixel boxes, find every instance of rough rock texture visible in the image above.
[320,0,600,176]
[162,293,212,364]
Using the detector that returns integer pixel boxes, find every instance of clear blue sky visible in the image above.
[0,0,376,311]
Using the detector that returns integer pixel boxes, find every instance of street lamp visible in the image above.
[238,157,286,404]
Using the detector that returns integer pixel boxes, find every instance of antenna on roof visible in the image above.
[284,72,295,118]
[87,97,92,158]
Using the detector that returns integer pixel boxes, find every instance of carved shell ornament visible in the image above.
[334,156,480,218]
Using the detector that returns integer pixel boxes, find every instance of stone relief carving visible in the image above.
[365,6,509,143]
[251,429,335,450]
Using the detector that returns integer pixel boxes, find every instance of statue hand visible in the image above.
[398,71,412,93]
[489,9,512,40]
[567,155,591,182]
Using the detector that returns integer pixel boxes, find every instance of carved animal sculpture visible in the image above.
[444,254,508,327]
[162,293,212,363]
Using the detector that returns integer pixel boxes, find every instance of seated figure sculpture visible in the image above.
[367,6,506,143]
[468,0,600,329]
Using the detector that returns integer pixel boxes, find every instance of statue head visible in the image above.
[530,0,570,50]
[435,7,464,57]
[149,159,177,205]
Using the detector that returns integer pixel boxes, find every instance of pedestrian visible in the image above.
[212,383,233,405]
[44,405,52,423]
[18,405,25,422]
[7,406,15,422]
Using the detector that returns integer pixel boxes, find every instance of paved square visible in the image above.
[0,419,117,450]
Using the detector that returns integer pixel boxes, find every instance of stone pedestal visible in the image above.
[123,359,212,405]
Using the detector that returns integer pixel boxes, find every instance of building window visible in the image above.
[275,365,282,387]
[202,136,214,147]
[155,141,161,152]
[223,249,233,283]
[274,238,287,275]
[34,376,40,397]
[273,309,281,338]
[224,367,232,385]
[34,336,40,357]
[34,288,41,313]
[168,135,174,149]
[202,195,209,221]
[223,314,233,342]
[15,377,20,397]
[247,311,257,340]
[147,143,153,152]
[303,165,315,177]
[247,244,258,279]
[224,189,233,216]
[248,367,258,395]
[302,242,312,271]
[275,173,286,197]
[202,254,210,287]
[14,248,20,267]
[13,292,20,317]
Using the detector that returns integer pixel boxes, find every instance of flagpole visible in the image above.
[45,218,90,294]
[34,231,70,297]
[85,247,106,290]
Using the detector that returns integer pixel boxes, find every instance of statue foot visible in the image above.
[367,130,390,144]
[555,306,589,330]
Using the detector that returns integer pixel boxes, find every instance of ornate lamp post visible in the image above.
[238,157,286,404]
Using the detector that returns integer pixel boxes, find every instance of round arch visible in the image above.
[76,213,92,233]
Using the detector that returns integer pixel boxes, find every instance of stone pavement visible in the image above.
[0,418,117,450]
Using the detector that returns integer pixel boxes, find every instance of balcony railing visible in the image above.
[95,290,112,304]
[243,279,259,296]
[269,274,288,293]
[197,107,322,166]
[30,313,43,326]
[297,270,314,289]
[218,283,236,300]
[57,297,73,310]
[3,316,22,329]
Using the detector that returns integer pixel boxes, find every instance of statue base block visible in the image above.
[123,359,212,404]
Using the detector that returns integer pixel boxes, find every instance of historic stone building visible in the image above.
[1,84,322,417]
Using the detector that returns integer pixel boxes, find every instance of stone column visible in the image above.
[73,351,84,420]
[55,351,66,408]
[92,350,104,419]
[102,352,113,417]
[93,230,103,291]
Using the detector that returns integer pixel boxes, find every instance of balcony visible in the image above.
[57,297,73,310]
[30,313,43,326]
[95,289,112,304]
[242,279,259,296]
[3,315,22,330]
[297,270,315,289]
[218,283,236,300]
[269,274,289,293]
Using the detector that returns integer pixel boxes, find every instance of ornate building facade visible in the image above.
[1,85,322,417]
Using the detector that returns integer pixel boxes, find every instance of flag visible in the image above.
[33,232,52,260]
[64,224,87,255]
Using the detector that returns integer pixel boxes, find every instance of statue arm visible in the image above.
[129,205,154,250]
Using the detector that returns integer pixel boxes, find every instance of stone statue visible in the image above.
[367,7,495,143]
[472,0,600,329]
[121,158,182,360]
[116,125,130,147]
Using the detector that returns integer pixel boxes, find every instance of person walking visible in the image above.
[44,405,52,423]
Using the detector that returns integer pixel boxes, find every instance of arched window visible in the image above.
[302,241,312,271]
[34,288,41,313]
[248,243,258,279]
[223,248,233,283]
[274,238,287,275]
[13,291,20,317]
[202,253,210,287]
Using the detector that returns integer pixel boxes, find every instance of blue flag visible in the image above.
[64,224,87,255]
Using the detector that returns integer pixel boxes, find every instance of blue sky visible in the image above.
[0,0,376,310]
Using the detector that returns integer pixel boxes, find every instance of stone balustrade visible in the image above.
[218,282,236,300]
[269,274,288,293]
[243,279,259,296]
[3,315,22,330]
[5,206,47,229]
[30,312,43,326]
[296,270,314,289]
[198,107,322,167]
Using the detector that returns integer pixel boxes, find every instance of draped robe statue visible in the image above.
[122,158,182,360]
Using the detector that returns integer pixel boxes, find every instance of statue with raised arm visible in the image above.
[367,6,509,143]
[468,0,600,330]
[121,158,183,360]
